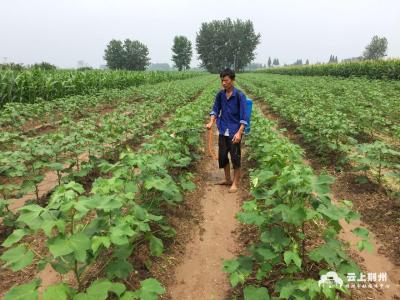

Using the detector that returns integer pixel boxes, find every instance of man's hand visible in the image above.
[206,115,216,130]
[232,132,242,144]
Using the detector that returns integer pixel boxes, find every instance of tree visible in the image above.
[104,40,125,69]
[0,63,25,71]
[328,54,338,63]
[171,36,192,71]
[123,39,150,71]
[292,59,303,66]
[273,58,280,66]
[305,59,309,65]
[196,18,261,73]
[267,57,272,68]
[148,63,171,71]
[363,35,388,60]
[31,62,57,70]
[104,39,150,70]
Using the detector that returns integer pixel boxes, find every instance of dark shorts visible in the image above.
[218,134,241,169]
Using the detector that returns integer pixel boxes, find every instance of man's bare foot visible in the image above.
[215,179,233,185]
[228,185,238,193]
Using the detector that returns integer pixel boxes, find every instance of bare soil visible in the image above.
[164,129,245,300]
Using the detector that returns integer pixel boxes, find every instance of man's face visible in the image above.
[221,76,234,90]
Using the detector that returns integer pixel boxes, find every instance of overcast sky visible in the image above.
[1,0,399,68]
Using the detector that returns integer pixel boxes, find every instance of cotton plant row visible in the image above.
[223,108,372,299]
[0,82,219,299]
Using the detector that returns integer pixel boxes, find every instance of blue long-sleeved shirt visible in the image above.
[209,87,248,138]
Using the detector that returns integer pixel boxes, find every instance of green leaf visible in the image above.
[4,279,40,300]
[91,236,111,253]
[69,232,91,261]
[120,291,136,300]
[229,272,245,287]
[149,235,163,257]
[137,278,165,300]
[311,174,335,197]
[317,203,349,221]
[76,280,126,299]
[260,227,290,250]
[50,261,70,275]
[0,245,34,271]
[284,251,302,269]
[357,240,374,252]
[256,247,278,261]
[48,232,90,262]
[94,195,124,211]
[41,219,62,237]
[236,211,265,226]
[352,227,369,239]
[106,258,133,279]
[222,259,240,273]
[180,177,196,191]
[278,282,296,299]
[43,283,74,300]
[48,237,74,257]
[308,239,346,267]
[133,205,147,221]
[110,224,136,246]
[2,229,28,247]
[64,181,85,194]
[281,205,307,226]
[17,204,44,230]
[113,244,133,259]
[244,285,270,300]
[48,162,64,171]
[109,282,126,297]
[124,182,138,193]
[255,262,272,280]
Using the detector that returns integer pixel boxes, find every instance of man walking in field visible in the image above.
[206,68,248,193]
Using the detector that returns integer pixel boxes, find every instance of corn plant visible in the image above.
[0,69,205,107]
[256,59,400,80]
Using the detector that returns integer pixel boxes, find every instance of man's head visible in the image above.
[220,68,235,90]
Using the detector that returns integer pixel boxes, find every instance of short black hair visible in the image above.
[220,68,235,80]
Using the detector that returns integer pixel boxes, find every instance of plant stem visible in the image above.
[74,261,83,291]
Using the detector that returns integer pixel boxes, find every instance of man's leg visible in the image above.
[216,135,232,185]
[230,169,240,192]
[223,163,231,183]
[229,139,241,193]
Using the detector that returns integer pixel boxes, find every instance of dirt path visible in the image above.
[337,212,400,299]
[168,128,242,300]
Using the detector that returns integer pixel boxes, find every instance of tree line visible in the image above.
[3,25,388,72]
[103,18,260,73]
[275,35,389,68]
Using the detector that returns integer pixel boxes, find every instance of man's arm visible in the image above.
[206,92,221,130]
[232,93,247,143]
[206,115,217,129]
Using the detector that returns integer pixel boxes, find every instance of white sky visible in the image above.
[1,0,399,68]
